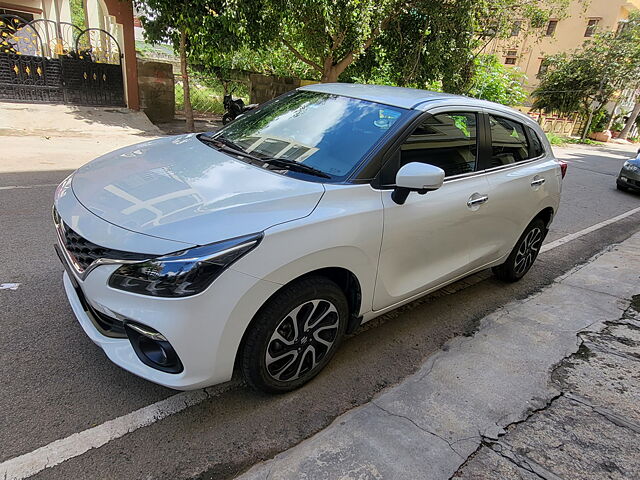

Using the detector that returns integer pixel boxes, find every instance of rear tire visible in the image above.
[493,219,546,283]
[241,276,348,393]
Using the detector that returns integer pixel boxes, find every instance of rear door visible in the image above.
[373,109,492,311]
[477,110,559,262]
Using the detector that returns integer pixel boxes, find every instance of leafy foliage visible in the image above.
[134,0,571,121]
[466,55,526,105]
[69,0,87,30]
[228,0,570,91]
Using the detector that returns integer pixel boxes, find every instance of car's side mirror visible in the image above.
[392,162,445,205]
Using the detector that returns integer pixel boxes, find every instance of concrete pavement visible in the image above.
[0,102,160,173]
[238,233,640,479]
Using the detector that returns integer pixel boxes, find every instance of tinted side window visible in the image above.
[398,112,478,178]
[489,115,530,166]
[527,126,545,158]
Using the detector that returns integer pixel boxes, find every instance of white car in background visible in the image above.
[53,83,565,393]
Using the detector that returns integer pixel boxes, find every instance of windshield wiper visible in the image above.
[262,158,331,179]
[213,134,246,152]
[199,134,247,155]
[199,134,330,179]
[199,134,263,162]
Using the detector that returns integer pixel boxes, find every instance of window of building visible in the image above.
[616,20,627,36]
[537,59,548,76]
[380,112,478,183]
[511,21,522,37]
[505,50,518,65]
[488,115,531,167]
[585,19,599,37]
[545,20,558,36]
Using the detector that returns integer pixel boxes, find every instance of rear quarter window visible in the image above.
[527,126,546,158]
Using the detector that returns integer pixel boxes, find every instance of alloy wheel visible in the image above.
[514,227,543,276]
[265,299,340,382]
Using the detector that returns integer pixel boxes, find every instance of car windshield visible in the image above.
[211,90,409,180]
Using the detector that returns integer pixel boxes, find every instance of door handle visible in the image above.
[531,177,545,187]
[467,193,489,208]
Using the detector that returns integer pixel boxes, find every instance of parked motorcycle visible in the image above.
[222,88,258,125]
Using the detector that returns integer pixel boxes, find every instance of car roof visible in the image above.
[299,83,538,128]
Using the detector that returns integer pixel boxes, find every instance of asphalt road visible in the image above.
[1,143,639,480]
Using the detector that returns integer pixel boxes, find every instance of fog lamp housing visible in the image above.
[124,322,183,374]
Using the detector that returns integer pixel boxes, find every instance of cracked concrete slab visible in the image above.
[456,290,640,480]
[238,403,459,480]
[370,284,624,449]
[237,233,640,480]
[492,395,640,480]
[453,447,541,480]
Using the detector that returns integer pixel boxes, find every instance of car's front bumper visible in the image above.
[618,168,640,191]
[60,260,281,390]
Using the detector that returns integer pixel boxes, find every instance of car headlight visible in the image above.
[623,161,639,172]
[108,233,262,297]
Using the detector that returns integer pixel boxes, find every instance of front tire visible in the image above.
[222,112,234,125]
[241,276,348,393]
[493,219,546,283]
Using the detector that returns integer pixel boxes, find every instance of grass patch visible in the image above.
[564,137,604,146]
[545,132,604,146]
[545,132,568,146]
[175,78,249,115]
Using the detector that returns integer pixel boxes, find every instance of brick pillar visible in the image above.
[103,0,139,110]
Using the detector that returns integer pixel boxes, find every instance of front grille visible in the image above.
[53,207,152,273]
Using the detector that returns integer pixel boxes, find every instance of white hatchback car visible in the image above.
[53,84,565,393]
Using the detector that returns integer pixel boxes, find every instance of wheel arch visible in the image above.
[232,266,363,374]
[533,206,555,229]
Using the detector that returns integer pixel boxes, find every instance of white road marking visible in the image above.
[0,384,236,480]
[0,184,58,191]
[0,283,21,290]
[541,206,640,253]
[3,205,640,480]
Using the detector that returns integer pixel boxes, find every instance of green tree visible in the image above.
[231,0,570,91]
[136,0,243,131]
[466,54,527,105]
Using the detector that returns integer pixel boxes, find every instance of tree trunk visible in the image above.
[179,29,194,133]
[582,108,595,140]
[320,67,340,83]
[320,54,353,83]
[606,98,621,130]
[619,101,640,140]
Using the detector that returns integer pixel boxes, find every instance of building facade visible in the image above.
[487,0,640,92]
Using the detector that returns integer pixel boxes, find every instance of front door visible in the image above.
[373,110,491,311]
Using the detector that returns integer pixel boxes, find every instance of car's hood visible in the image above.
[628,157,640,166]
[71,134,325,245]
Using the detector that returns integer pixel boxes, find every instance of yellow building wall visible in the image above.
[487,0,640,92]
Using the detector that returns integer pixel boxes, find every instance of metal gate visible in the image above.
[0,15,125,106]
